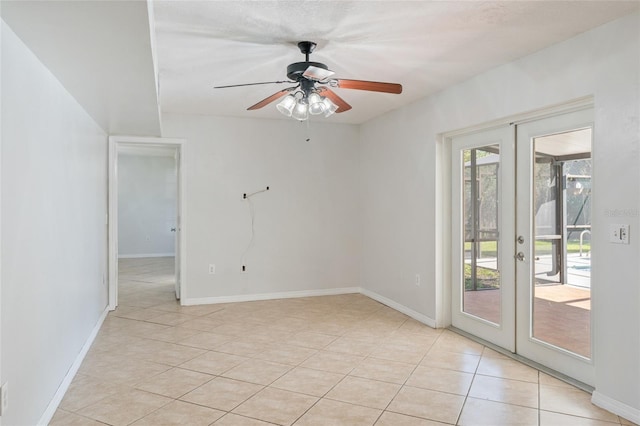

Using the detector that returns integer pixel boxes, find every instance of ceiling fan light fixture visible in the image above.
[291,100,309,121]
[308,92,325,115]
[214,40,402,120]
[276,94,296,117]
[322,97,339,117]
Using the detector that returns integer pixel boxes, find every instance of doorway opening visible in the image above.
[108,136,186,310]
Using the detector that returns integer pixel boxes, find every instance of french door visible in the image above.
[451,107,594,385]
[451,126,516,351]
[515,108,594,384]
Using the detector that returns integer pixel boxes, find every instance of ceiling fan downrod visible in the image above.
[287,41,329,82]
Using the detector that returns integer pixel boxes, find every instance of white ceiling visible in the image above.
[3,1,638,132]
[153,1,639,124]
[1,1,161,135]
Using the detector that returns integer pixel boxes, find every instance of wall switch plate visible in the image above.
[609,224,630,244]
[208,264,216,274]
[415,274,421,286]
[1,382,8,415]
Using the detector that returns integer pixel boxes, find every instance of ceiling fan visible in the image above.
[213,41,403,120]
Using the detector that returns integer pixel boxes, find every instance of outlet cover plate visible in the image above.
[609,224,630,244]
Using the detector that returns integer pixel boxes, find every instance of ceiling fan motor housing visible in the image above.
[287,61,329,81]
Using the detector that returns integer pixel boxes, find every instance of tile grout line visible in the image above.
[369,320,450,424]
[292,314,412,424]
[453,340,484,426]
[61,258,616,425]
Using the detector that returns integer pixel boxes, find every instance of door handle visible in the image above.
[515,252,525,261]
[170,228,176,232]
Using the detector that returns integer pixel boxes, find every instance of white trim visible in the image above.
[182,287,361,306]
[592,391,640,425]
[37,307,109,426]
[108,138,118,309]
[360,288,437,328]
[118,253,175,259]
[108,136,187,310]
[435,134,451,328]
[0,19,3,423]
[442,96,594,138]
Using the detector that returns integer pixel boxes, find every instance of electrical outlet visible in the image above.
[609,224,630,244]
[415,274,421,286]
[208,264,216,274]
[1,382,8,416]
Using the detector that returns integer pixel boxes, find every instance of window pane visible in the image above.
[532,129,591,359]
[462,146,501,325]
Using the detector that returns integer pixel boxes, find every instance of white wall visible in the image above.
[0,7,3,426]
[1,21,108,425]
[360,11,639,418]
[118,154,176,257]
[162,115,361,302]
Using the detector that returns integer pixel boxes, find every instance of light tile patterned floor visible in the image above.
[51,257,636,425]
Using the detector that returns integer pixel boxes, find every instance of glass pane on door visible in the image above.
[462,145,501,325]
[532,128,592,359]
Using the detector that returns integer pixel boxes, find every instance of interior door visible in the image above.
[451,125,516,351]
[515,108,594,385]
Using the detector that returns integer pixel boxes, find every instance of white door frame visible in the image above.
[437,96,594,327]
[438,96,594,380]
[108,136,187,310]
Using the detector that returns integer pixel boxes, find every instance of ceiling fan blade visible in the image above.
[318,87,352,113]
[333,79,402,94]
[303,66,335,82]
[214,81,292,89]
[247,88,295,110]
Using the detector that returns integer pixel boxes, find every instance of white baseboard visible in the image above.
[360,288,437,328]
[118,253,175,259]
[183,287,438,330]
[592,391,640,425]
[181,286,361,306]
[38,306,109,426]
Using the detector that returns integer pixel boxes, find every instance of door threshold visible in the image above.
[448,326,594,394]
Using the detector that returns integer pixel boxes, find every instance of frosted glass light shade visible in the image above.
[308,92,325,115]
[291,100,309,121]
[276,95,296,117]
[323,97,338,117]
